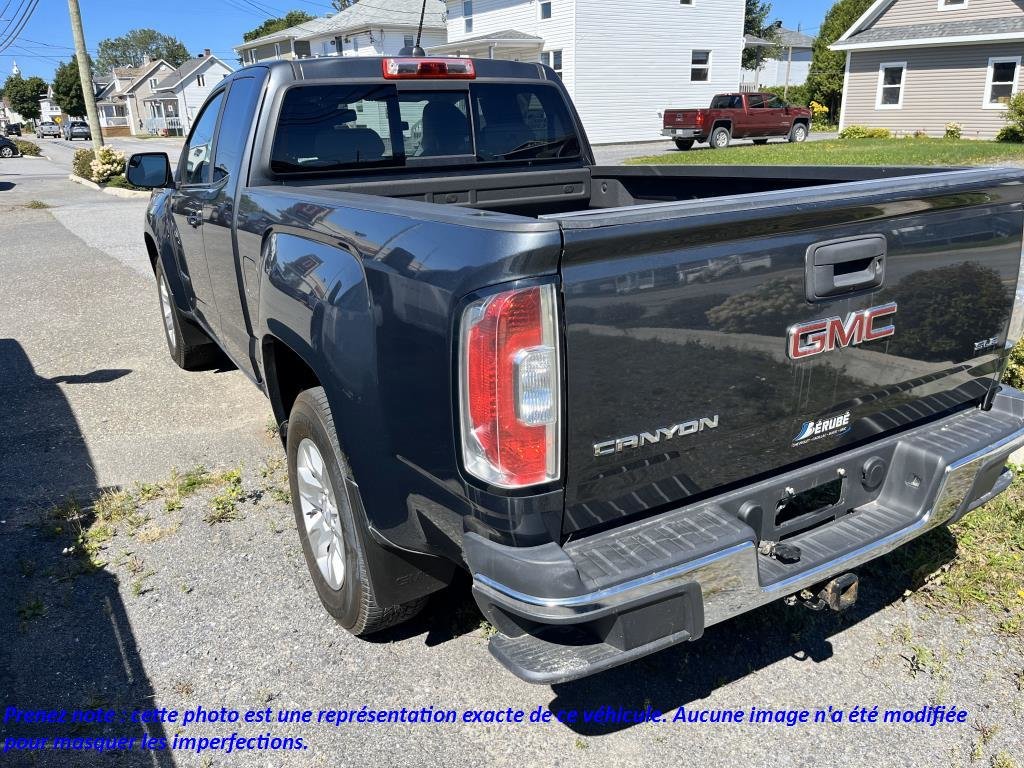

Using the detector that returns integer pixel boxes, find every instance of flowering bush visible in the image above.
[89,146,126,183]
[944,122,962,140]
[809,100,830,129]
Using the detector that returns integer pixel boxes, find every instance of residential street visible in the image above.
[1,153,1023,768]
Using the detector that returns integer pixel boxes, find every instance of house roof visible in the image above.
[832,15,1024,50]
[777,27,815,48]
[744,33,775,48]
[152,55,229,91]
[429,29,544,54]
[120,60,172,94]
[237,0,446,50]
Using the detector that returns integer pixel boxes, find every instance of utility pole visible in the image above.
[783,23,797,101]
[67,0,103,152]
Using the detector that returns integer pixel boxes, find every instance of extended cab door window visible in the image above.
[180,90,226,185]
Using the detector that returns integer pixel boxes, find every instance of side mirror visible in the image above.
[126,152,173,189]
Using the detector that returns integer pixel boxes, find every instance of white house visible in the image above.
[143,51,233,135]
[431,0,745,144]
[742,27,815,90]
[235,0,448,64]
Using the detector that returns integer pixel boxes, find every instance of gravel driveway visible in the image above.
[0,154,1021,768]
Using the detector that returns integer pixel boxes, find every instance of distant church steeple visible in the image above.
[11,60,20,76]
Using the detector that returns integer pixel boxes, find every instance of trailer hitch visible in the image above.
[785,573,859,612]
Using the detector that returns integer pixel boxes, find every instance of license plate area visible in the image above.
[774,478,845,536]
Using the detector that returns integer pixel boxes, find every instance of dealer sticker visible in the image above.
[793,411,851,447]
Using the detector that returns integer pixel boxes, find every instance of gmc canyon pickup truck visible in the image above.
[662,92,811,150]
[128,56,1024,684]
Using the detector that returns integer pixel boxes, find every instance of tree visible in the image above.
[1,73,47,121]
[95,29,190,76]
[52,56,90,118]
[806,0,873,118]
[742,0,780,70]
[332,0,360,9]
[243,10,317,42]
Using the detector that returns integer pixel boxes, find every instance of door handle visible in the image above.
[805,235,886,301]
[186,208,202,228]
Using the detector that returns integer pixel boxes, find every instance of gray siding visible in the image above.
[842,43,1022,137]
[873,0,1024,28]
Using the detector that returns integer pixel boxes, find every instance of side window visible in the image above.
[212,77,262,183]
[765,96,786,109]
[181,90,225,185]
[747,94,766,109]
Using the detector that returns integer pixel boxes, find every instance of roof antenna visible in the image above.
[399,0,428,56]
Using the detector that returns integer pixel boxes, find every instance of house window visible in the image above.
[149,78,157,88]
[985,57,1020,108]
[680,0,694,4]
[937,0,966,8]
[404,34,414,49]
[540,50,562,78]
[540,1,552,19]
[464,0,473,33]
[875,62,905,108]
[690,50,710,82]
[196,74,206,87]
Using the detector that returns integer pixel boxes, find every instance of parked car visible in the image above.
[63,121,91,141]
[663,92,812,150]
[4,123,21,136]
[129,57,1024,685]
[0,135,21,157]
[36,121,61,138]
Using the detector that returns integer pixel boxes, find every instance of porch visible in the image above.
[142,97,186,137]
[428,29,543,62]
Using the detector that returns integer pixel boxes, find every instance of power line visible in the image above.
[0,0,41,55]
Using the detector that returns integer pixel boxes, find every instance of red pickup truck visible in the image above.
[662,92,811,150]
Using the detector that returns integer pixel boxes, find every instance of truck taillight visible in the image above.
[382,57,476,79]
[696,112,704,126]
[459,284,561,488]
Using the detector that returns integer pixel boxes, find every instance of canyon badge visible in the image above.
[793,411,851,447]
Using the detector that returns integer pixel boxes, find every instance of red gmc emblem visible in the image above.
[787,303,897,360]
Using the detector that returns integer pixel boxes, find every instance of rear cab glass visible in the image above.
[270,81,581,174]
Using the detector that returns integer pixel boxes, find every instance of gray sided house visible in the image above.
[834,0,1024,138]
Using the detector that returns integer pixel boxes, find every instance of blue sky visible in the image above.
[1,0,834,82]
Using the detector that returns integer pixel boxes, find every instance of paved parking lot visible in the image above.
[1,152,1021,768]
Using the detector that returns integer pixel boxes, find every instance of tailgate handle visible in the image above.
[806,235,886,301]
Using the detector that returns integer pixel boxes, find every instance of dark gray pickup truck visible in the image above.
[128,56,1024,684]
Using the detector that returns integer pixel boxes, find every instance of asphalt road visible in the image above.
[0,153,1022,768]
[27,133,185,171]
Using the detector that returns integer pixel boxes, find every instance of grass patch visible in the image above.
[627,137,1024,167]
[24,199,48,209]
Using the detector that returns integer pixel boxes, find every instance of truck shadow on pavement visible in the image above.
[0,339,174,766]
[545,528,959,735]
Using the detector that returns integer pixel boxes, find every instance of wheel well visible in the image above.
[262,336,321,439]
[793,118,810,128]
[144,233,159,272]
[712,120,732,133]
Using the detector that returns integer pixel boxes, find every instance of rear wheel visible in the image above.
[789,123,808,143]
[154,260,218,370]
[674,139,695,151]
[710,126,731,149]
[287,387,427,635]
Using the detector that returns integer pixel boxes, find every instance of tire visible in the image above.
[710,126,731,149]
[789,123,809,143]
[287,387,427,635]
[674,139,695,151]
[752,139,769,146]
[154,260,219,370]
[0,146,13,158]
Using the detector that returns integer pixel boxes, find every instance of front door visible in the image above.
[202,74,266,376]
[762,95,792,136]
[170,89,225,333]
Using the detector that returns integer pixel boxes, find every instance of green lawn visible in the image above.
[628,137,1024,166]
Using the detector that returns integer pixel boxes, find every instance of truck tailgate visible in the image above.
[552,168,1024,536]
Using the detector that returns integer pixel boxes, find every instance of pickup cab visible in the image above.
[663,92,811,150]
[128,57,1024,684]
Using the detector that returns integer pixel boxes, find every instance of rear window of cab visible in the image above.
[270,82,580,174]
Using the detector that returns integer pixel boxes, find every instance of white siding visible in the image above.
[307,28,447,57]
[574,0,744,143]
[180,60,233,125]
[444,0,745,144]
[742,49,812,88]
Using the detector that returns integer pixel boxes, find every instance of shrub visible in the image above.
[89,146,126,184]
[912,129,929,139]
[11,138,40,156]
[808,100,831,129]
[1003,91,1024,135]
[1005,341,1024,389]
[996,125,1024,143]
[944,122,962,140]
[72,148,95,178]
[839,125,892,139]
[762,83,811,107]
[104,174,144,191]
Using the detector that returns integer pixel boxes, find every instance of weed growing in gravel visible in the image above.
[205,468,245,524]
[25,200,48,209]
[992,751,1019,768]
[478,620,498,639]
[135,522,180,544]
[131,570,156,598]
[259,457,291,504]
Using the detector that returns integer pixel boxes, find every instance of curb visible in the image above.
[68,173,151,199]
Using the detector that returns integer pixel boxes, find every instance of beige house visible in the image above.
[833,0,1024,138]
[95,59,175,137]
